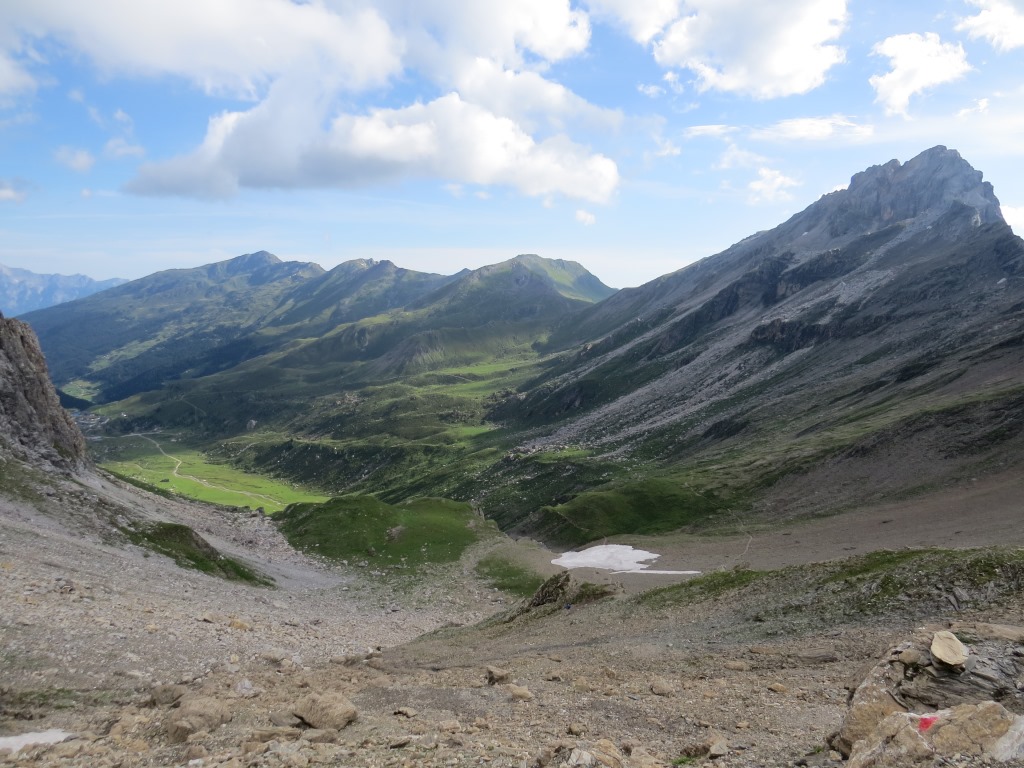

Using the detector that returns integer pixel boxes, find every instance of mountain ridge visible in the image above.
[0,263,127,316]
[18,146,1024,549]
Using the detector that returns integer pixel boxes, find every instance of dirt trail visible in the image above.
[129,432,281,506]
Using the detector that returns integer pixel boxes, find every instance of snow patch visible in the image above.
[552,544,700,575]
[0,730,73,753]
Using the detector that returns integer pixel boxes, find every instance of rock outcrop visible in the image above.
[837,623,1024,763]
[0,311,86,470]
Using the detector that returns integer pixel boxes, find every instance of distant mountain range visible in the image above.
[21,146,1024,547]
[0,263,126,316]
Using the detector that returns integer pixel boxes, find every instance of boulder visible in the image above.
[835,623,1024,757]
[165,697,232,743]
[930,630,968,667]
[486,666,511,685]
[848,702,1024,767]
[291,693,357,730]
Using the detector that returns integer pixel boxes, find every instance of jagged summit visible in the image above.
[780,146,1003,249]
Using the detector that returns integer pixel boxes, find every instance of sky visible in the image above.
[1,1,1023,289]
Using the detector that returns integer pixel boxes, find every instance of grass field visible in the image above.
[276,495,480,567]
[96,433,328,512]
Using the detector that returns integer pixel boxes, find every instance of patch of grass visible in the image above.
[475,554,545,597]
[532,479,726,547]
[276,495,478,567]
[572,581,617,604]
[96,434,328,512]
[120,522,273,585]
[819,548,936,583]
[637,568,763,606]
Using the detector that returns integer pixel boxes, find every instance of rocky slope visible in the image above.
[0,312,86,471]
[477,146,1024,541]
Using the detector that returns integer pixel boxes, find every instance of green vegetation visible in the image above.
[96,434,328,512]
[475,554,545,597]
[637,567,763,606]
[532,479,727,547]
[276,495,479,567]
[120,521,273,585]
[633,547,1024,621]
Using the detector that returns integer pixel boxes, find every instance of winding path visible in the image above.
[129,433,281,506]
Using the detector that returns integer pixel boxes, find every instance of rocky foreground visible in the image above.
[3,468,1024,768]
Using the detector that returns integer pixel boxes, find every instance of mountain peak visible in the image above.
[845,145,1001,224]
[225,251,281,272]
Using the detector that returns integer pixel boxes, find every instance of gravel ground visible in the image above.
[3,468,1024,768]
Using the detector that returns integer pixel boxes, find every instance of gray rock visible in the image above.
[292,693,357,730]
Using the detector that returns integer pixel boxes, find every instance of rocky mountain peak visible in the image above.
[846,145,1001,224]
[0,311,86,471]
[803,146,1003,243]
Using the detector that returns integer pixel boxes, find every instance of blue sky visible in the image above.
[1,0,1023,289]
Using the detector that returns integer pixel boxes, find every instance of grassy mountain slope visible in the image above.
[23,252,325,400]
[27,148,1024,550]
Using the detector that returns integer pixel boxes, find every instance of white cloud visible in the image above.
[584,0,682,43]
[0,178,28,202]
[1003,204,1024,233]
[957,97,990,117]
[0,51,35,98]
[869,33,972,117]
[113,108,133,130]
[683,124,737,139]
[3,1,402,98]
[451,56,620,132]
[748,167,799,203]
[662,71,684,94]
[653,0,848,98]
[750,115,874,141]
[127,92,619,203]
[575,208,597,225]
[54,146,95,173]
[4,1,621,205]
[957,0,1024,51]
[652,137,681,157]
[716,143,766,169]
[638,83,665,98]
[104,137,145,159]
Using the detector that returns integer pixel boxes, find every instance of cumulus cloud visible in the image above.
[575,208,597,225]
[957,0,1024,51]
[54,146,95,173]
[2,0,402,98]
[0,178,28,202]
[127,92,618,203]
[869,33,972,116]
[585,0,682,43]
[748,167,799,203]
[2,0,620,204]
[653,0,848,98]
[451,56,620,132]
[750,115,874,141]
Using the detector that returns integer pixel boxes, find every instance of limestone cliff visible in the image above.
[0,311,86,470]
